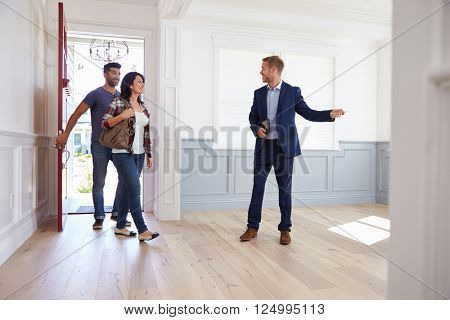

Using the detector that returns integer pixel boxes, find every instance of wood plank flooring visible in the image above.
[0,203,388,299]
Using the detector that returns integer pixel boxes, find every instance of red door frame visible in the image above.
[57,2,69,231]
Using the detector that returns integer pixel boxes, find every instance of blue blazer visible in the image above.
[249,81,334,158]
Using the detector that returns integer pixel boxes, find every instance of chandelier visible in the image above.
[89,39,129,63]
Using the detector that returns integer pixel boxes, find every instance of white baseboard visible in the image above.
[0,202,49,266]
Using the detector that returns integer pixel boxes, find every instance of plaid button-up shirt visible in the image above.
[102,97,152,158]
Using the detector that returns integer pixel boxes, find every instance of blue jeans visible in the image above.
[112,153,148,233]
[91,142,123,220]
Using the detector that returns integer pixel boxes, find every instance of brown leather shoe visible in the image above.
[280,230,291,245]
[240,227,258,241]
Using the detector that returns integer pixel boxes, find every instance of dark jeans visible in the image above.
[112,153,148,233]
[91,142,123,220]
[247,139,294,231]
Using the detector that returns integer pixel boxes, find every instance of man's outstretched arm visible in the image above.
[294,87,344,121]
[55,102,90,148]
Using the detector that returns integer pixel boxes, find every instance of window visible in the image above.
[216,48,272,150]
[74,133,81,146]
[216,48,336,150]
[282,53,336,150]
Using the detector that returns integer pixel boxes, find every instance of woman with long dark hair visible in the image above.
[102,72,159,242]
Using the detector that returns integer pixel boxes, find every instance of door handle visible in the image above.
[51,130,70,168]
[62,149,71,169]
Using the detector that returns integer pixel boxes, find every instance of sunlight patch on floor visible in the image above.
[358,215,390,231]
[328,216,391,245]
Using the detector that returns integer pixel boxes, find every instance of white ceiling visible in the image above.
[189,0,392,15]
[183,0,392,41]
[94,0,392,23]
[186,0,392,24]
[96,0,159,7]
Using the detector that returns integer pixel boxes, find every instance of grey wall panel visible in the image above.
[181,150,230,196]
[234,155,278,194]
[181,140,389,211]
[293,156,329,193]
[332,149,374,192]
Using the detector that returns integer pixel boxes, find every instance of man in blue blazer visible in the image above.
[240,56,345,245]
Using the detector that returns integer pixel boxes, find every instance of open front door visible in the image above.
[57,2,70,231]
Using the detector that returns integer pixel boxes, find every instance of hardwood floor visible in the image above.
[0,203,388,299]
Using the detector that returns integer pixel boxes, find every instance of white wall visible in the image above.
[377,40,392,141]
[179,29,214,140]
[388,0,450,299]
[179,12,392,148]
[0,0,47,135]
[0,0,50,265]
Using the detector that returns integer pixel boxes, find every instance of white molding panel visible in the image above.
[0,130,50,266]
[155,20,181,220]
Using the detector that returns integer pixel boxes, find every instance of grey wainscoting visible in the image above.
[181,139,390,211]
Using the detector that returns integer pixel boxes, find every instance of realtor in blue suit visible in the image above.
[240,56,345,245]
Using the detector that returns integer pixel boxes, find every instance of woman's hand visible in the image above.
[146,157,153,169]
[106,108,135,128]
[121,108,135,119]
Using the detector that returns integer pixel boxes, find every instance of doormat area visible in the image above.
[69,206,113,214]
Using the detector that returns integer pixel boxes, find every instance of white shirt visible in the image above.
[112,111,149,154]
[266,80,282,140]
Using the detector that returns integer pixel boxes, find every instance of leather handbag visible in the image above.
[99,102,132,152]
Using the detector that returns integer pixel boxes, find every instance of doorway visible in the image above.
[64,33,145,216]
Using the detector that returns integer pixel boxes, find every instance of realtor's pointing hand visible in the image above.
[330,109,345,119]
